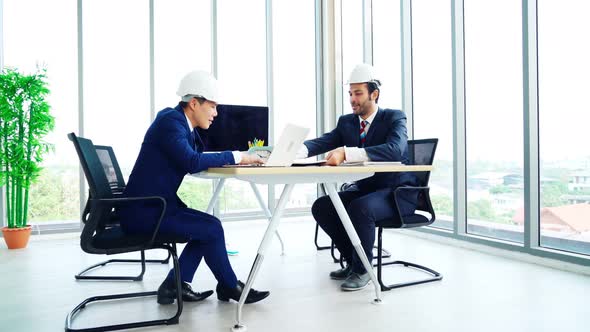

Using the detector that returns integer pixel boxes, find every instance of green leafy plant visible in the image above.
[0,67,54,228]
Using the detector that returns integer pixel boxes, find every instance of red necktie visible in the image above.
[359,120,368,146]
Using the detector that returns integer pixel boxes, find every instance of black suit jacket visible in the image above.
[304,108,417,214]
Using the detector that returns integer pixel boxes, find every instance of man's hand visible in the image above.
[240,152,264,165]
[325,147,345,166]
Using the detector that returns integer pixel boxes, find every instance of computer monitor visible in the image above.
[197,104,269,152]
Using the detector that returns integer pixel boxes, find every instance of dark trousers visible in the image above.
[122,207,238,288]
[312,188,398,274]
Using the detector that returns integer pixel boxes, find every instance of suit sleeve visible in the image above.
[156,114,235,173]
[303,117,344,157]
[365,112,408,161]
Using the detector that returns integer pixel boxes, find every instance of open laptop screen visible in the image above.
[222,123,309,168]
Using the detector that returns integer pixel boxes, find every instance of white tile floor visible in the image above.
[1,216,589,332]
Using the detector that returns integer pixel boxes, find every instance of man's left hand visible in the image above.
[325,147,345,166]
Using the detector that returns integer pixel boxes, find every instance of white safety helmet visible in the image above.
[176,70,220,103]
[346,63,381,86]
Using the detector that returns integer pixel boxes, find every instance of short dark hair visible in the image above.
[179,96,207,108]
[367,82,380,103]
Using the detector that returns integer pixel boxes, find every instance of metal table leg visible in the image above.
[231,184,295,332]
[324,183,382,304]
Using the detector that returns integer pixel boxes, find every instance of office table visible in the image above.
[199,164,433,331]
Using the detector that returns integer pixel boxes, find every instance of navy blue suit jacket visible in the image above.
[120,104,235,231]
[304,108,417,214]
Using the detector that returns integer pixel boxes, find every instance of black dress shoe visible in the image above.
[329,264,353,280]
[157,279,214,305]
[216,280,270,304]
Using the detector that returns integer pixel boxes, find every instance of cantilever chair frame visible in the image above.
[315,210,393,268]
[374,138,442,291]
[65,133,185,332]
[74,144,173,282]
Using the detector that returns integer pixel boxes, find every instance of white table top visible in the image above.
[203,164,433,175]
[197,165,433,184]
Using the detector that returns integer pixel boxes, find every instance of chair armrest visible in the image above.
[91,196,167,248]
[83,191,125,225]
[82,199,91,223]
[393,186,435,224]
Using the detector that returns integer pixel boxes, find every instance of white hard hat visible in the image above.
[176,70,220,103]
[346,63,381,86]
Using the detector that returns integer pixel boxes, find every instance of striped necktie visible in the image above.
[359,120,368,147]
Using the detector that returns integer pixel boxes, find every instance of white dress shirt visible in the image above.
[295,109,378,162]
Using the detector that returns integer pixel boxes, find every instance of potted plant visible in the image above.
[0,67,54,249]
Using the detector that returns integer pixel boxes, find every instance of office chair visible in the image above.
[74,144,174,281]
[374,138,442,291]
[65,133,188,332]
[314,184,392,267]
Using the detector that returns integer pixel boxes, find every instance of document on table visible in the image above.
[339,161,402,166]
[291,158,327,166]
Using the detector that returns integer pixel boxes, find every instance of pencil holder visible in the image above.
[247,146,273,159]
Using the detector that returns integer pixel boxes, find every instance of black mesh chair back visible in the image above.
[374,138,442,291]
[95,145,126,194]
[408,138,437,185]
[71,135,113,202]
[69,134,119,252]
[395,138,438,228]
[66,132,184,331]
[82,145,125,227]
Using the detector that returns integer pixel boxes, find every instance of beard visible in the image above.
[351,99,372,117]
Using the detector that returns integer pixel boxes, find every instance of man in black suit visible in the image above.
[120,70,269,305]
[298,64,417,291]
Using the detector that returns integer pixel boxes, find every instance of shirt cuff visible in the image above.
[344,147,369,162]
[232,151,242,164]
[295,145,309,159]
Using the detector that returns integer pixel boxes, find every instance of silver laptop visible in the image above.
[225,123,309,167]
[264,124,309,166]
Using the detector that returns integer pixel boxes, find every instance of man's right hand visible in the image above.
[325,147,345,166]
[240,152,264,165]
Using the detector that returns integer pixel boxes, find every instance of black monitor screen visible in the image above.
[197,104,269,152]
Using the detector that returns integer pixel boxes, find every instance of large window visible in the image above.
[464,0,524,243]
[154,0,211,112]
[341,0,363,115]
[216,0,266,214]
[217,0,266,107]
[372,0,401,110]
[83,0,150,176]
[3,0,80,224]
[412,0,454,230]
[273,0,317,209]
[154,0,213,212]
[538,0,590,255]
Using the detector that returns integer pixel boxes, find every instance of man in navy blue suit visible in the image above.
[119,70,270,305]
[298,64,417,291]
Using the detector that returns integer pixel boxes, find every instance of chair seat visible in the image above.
[92,227,188,250]
[376,213,430,229]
